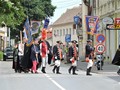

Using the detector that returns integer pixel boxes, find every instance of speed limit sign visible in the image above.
[95,43,106,54]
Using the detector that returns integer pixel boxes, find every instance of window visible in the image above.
[54,30,56,35]
[57,30,59,36]
[66,28,68,34]
[60,29,62,36]
[73,29,75,35]
[69,28,71,34]
[63,29,65,36]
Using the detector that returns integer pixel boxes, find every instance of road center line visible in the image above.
[45,74,66,90]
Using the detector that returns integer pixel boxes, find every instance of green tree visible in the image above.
[0,0,56,40]
[21,0,56,20]
[0,0,26,27]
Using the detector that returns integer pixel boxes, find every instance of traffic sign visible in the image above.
[65,34,71,42]
[96,34,105,43]
[95,43,106,54]
[102,17,113,26]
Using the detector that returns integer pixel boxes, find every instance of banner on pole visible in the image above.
[31,21,41,35]
[85,16,99,35]
[23,18,32,44]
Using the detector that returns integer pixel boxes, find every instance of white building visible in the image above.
[51,6,82,46]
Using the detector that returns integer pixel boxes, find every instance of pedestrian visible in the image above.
[52,41,63,74]
[12,43,19,73]
[30,38,40,73]
[85,39,94,76]
[112,45,120,75]
[68,40,78,75]
[40,38,49,73]
[21,37,33,73]
[18,41,24,73]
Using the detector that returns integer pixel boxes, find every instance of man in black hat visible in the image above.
[68,40,78,75]
[52,41,63,74]
[85,39,94,76]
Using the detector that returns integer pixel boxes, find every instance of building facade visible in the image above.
[92,0,120,60]
[0,27,7,50]
[51,6,82,46]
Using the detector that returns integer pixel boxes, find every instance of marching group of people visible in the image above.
[12,34,96,76]
[12,36,81,75]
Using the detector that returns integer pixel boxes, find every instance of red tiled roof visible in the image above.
[52,5,82,26]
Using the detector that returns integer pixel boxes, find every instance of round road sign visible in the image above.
[95,43,106,54]
[96,34,105,43]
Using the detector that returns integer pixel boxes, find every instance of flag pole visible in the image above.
[20,30,22,43]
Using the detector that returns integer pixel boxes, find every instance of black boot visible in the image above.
[117,69,120,75]
[86,67,92,76]
[56,67,61,74]
[68,66,73,74]
[73,66,78,75]
[52,65,57,73]
[14,62,18,73]
[41,67,46,73]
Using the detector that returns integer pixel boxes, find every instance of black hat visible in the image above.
[56,41,61,44]
[72,40,77,43]
[87,39,92,42]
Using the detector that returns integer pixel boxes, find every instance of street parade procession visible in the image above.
[12,18,53,74]
[12,18,79,75]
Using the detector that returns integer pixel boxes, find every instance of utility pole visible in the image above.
[74,15,83,60]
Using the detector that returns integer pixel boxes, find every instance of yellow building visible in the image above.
[0,27,7,51]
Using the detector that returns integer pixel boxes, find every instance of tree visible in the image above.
[0,0,26,27]
[0,0,56,40]
[21,0,56,20]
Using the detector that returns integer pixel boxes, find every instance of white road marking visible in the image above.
[45,74,66,90]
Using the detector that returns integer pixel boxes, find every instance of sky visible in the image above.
[50,0,82,24]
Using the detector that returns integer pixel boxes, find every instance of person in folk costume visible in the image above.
[40,29,49,73]
[52,41,63,74]
[68,40,78,75]
[12,43,19,73]
[21,37,33,73]
[85,39,94,76]
[30,38,40,73]
[17,41,24,73]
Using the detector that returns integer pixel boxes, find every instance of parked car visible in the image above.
[3,47,14,61]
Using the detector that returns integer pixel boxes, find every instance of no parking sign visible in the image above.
[95,43,106,54]
[96,34,105,43]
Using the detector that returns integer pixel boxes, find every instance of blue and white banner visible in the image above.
[23,18,32,44]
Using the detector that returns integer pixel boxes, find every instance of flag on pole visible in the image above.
[23,17,32,44]
[85,16,99,35]
[43,19,49,29]
[31,21,41,35]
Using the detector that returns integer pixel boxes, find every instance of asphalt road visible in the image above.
[0,61,120,90]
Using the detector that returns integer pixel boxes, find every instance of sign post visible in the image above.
[65,34,71,42]
[95,43,106,54]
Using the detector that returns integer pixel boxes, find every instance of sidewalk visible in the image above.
[77,60,119,75]
[63,60,119,75]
